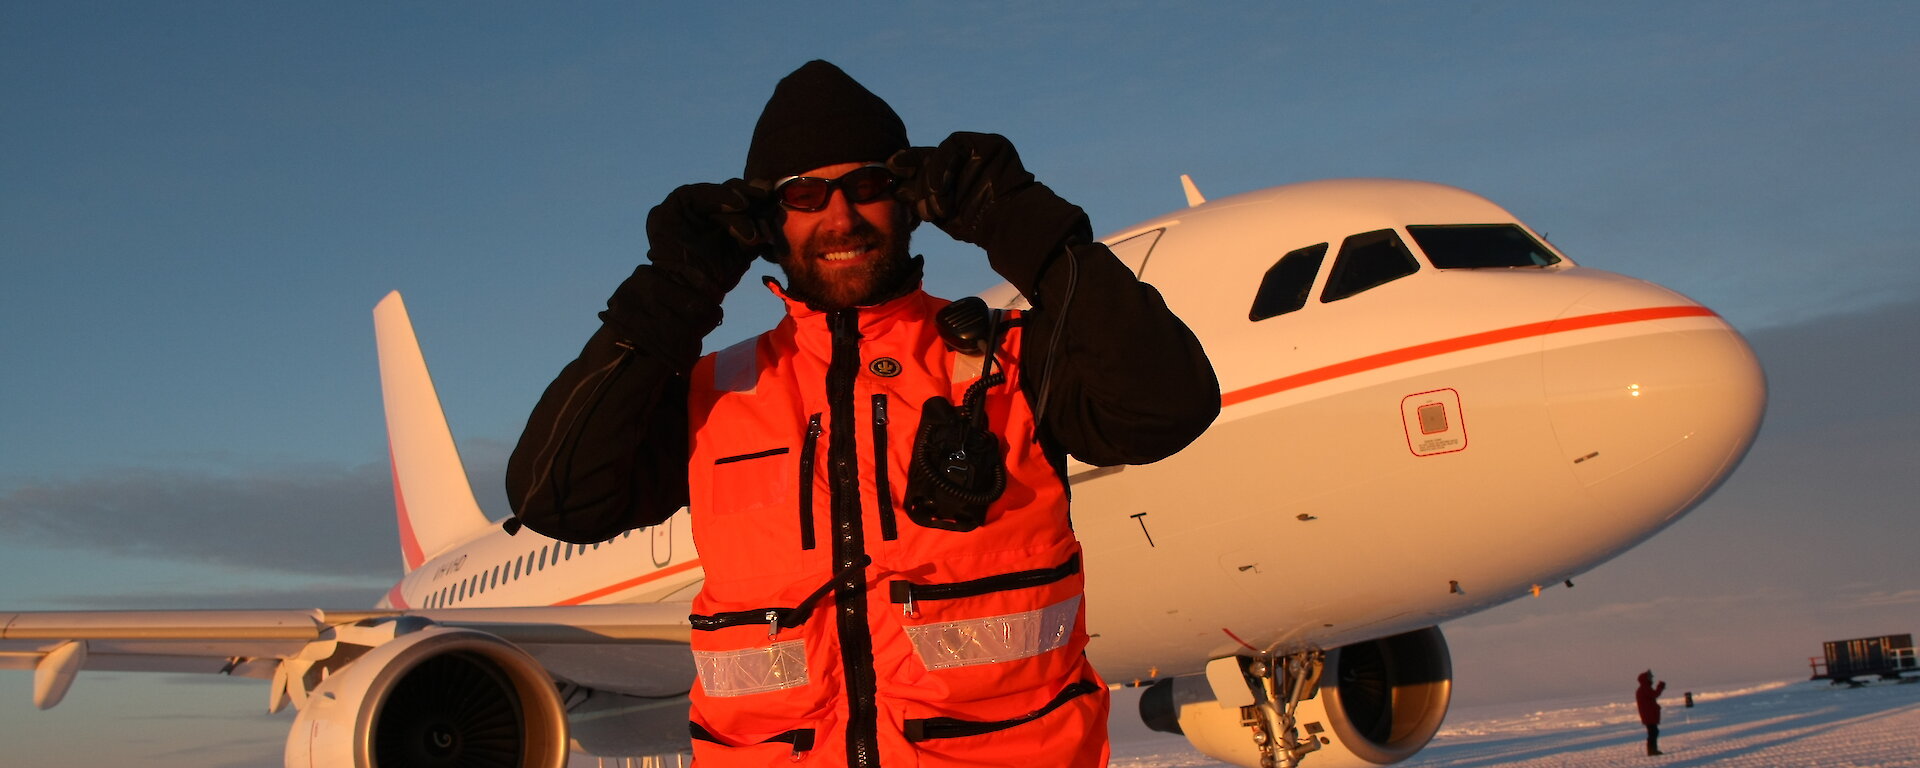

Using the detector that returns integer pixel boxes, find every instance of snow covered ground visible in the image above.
[1107,678,1920,767]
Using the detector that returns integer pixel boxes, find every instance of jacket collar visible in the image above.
[763,277,944,360]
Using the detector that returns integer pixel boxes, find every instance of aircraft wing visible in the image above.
[0,602,694,708]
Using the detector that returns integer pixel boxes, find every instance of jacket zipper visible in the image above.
[688,605,805,635]
[715,447,789,464]
[691,722,816,759]
[903,679,1100,741]
[798,413,823,550]
[827,309,881,768]
[872,394,897,541]
[889,553,1081,615]
[687,556,866,635]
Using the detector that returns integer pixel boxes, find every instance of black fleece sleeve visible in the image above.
[972,182,1217,466]
[504,263,722,543]
[1011,240,1220,467]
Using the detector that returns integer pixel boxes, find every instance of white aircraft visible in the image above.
[0,178,1765,768]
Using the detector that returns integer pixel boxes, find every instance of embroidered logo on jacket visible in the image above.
[869,357,902,377]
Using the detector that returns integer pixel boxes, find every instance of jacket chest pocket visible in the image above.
[702,414,821,583]
[711,446,793,516]
[689,607,814,698]
[688,590,841,752]
[887,552,1086,701]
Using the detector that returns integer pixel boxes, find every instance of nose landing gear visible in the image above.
[1216,651,1328,767]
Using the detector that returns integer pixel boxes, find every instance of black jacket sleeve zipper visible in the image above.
[528,341,636,512]
[889,553,1081,617]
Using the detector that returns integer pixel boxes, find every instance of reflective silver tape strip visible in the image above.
[903,595,1080,671]
[713,336,759,393]
[950,348,983,384]
[691,639,808,697]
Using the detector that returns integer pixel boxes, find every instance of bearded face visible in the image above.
[773,162,916,310]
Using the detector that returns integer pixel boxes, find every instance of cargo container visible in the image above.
[1808,634,1917,685]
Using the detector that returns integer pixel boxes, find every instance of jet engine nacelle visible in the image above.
[284,624,570,768]
[1140,627,1452,768]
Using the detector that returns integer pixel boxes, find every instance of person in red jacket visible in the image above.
[1636,670,1667,756]
[507,60,1219,767]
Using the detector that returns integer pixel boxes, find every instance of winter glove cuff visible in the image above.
[644,180,775,296]
[600,263,726,373]
[979,182,1093,301]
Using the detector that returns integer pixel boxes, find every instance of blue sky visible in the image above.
[3,2,1918,766]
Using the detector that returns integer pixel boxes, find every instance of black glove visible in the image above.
[889,132,1091,296]
[888,132,1035,245]
[643,179,775,295]
[600,179,774,371]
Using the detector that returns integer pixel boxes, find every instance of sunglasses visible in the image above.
[773,164,898,212]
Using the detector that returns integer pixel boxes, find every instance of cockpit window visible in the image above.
[1249,243,1327,321]
[1323,229,1419,303]
[1406,224,1561,268]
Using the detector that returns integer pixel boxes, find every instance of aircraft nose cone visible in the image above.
[1542,283,1767,530]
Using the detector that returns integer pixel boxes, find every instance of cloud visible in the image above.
[0,443,510,581]
[1740,295,1920,437]
[0,463,394,575]
[1847,588,1920,610]
[39,583,389,611]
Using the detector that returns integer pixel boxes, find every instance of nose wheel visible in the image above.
[1235,652,1326,768]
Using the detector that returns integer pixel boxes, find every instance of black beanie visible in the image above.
[744,60,908,183]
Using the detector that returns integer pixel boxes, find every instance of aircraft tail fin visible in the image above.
[372,291,493,573]
[1180,174,1206,207]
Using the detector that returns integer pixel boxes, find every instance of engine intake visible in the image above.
[285,625,569,768]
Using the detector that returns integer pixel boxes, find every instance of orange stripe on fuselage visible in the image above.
[1220,305,1718,407]
[556,559,704,606]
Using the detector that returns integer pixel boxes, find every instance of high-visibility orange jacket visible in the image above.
[510,240,1219,768]
[683,284,1104,767]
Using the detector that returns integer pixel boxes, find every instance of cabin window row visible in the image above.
[421,529,640,608]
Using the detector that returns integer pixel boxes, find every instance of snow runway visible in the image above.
[1108,679,1920,767]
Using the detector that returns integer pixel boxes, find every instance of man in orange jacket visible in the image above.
[508,60,1218,767]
